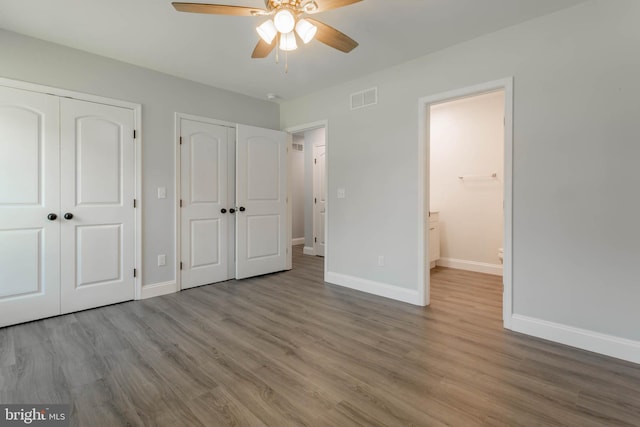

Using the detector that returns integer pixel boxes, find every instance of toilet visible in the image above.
[498,248,504,264]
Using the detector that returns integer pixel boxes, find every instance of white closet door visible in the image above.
[0,86,61,327]
[180,119,233,289]
[60,98,135,314]
[313,144,326,257]
[236,124,287,279]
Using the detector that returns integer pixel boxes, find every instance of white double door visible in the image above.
[180,118,288,289]
[0,86,135,328]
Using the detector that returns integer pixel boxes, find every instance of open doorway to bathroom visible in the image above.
[287,122,327,276]
[419,79,513,328]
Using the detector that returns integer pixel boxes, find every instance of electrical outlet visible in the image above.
[378,255,385,266]
[158,254,166,266]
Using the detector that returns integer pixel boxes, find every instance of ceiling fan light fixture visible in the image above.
[273,9,295,34]
[279,31,297,51]
[295,18,317,44]
[257,19,277,44]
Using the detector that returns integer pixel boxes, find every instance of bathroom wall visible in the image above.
[430,91,504,274]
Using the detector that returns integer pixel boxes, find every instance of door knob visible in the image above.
[221,209,227,214]
[229,208,236,214]
[239,207,246,212]
[63,213,74,220]
[47,213,57,221]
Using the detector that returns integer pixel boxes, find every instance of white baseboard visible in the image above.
[511,314,640,365]
[436,257,503,276]
[325,272,423,306]
[141,280,178,300]
[292,237,305,246]
[303,246,315,256]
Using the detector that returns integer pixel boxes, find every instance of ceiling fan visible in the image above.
[172,0,361,59]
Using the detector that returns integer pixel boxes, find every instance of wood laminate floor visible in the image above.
[1,246,640,426]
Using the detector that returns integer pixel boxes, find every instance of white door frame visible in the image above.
[418,78,514,329]
[174,112,237,292]
[0,77,143,300]
[284,120,328,273]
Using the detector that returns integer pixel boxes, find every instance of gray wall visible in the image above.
[0,29,279,286]
[280,0,640,341]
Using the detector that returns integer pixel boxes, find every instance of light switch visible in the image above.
[157,187,167,199]
[337,188,346,199]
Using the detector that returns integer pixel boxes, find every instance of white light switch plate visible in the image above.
[337,188,346,199]
[157,187,167,199]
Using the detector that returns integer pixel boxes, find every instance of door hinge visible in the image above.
[133,268,137,278]
[180,199,183,208]
[314,158,317,164]
[133,130,137,139]
[314,237,317,243]
[180,262,183,270]
[179,136,183,145]
[133,199,137,208]
[314,197,317,204]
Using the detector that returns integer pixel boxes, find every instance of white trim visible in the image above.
[0,76,144,301]
[284,120,329,281]
[0,77,140,110]
[326,272,422,306]
[418,77,514,326]
[141,281,178,300]
[511,314,640,365]
[292,237,305,246]
[174,113,236,292]
[436,258,503,276]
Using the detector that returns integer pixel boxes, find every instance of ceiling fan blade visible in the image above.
[251,39,276,58]
[172,2,265,16]
[310,0,362,13]
[307,18,358,53]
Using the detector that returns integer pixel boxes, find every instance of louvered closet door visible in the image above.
[0,86,61,327]
[59,98,136,314]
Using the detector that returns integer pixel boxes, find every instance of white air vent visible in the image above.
[292,143,304,151]
[350,87,378,110]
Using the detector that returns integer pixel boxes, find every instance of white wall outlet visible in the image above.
[337,188,346,199]
[378,255,385,266]
[158,254,166,266]
[157,186,167,199]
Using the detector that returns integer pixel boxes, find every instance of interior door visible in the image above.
[59,98,136,314]
[180,119,233,289]
[0,86,61,327]
[236,124,288,279]
[313,144,326,257]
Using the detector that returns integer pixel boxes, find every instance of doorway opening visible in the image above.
[286,121,328,275]
[419,79,513,329]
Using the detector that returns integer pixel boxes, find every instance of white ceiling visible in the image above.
[0,0,587,100]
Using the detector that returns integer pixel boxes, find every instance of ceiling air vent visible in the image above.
[350,87,378,110]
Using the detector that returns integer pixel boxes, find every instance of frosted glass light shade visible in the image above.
[257,20,277,44]
[279,31,297,51]
[295,19,317,44]
[273,9,295,34]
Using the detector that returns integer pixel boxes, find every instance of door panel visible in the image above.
[60,98,135,313]
[0,86,60,327]
[181,119,232,289]
[313,145,326,256]
[236,125,287,279]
